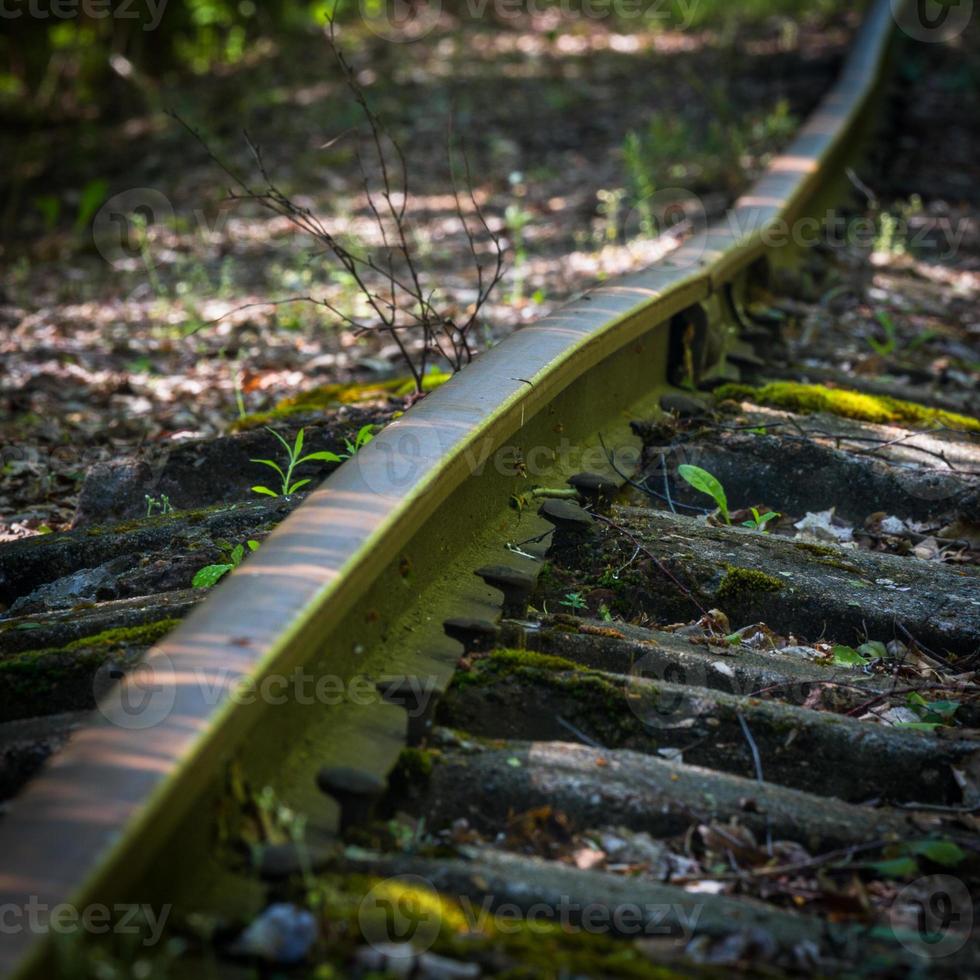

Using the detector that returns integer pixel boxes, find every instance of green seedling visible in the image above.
[677,464,729,524]
[251,427,347,498]
[341,423,375,458]
[869,837,966,879]
[867,310,898,356]
[832,644,870,667]
[193,539,259,588]
[741,507,780,531]
[560,592,587,610]
[145,494,172,517]
[895,692,960,731]
[831,640,885,667]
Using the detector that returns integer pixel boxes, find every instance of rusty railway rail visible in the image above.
[4,0,976,975]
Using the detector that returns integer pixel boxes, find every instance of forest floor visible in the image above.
[1,6,857,536]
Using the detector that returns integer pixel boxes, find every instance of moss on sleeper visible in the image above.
[314,872,701,979]
[715,381,980,433]
[453,649,586,688]
[0,618,180,721]
[388,747,437,796]
[230,372,451,431]
[716,566,784,603]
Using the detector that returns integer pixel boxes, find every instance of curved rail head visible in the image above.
[0,2,911,976]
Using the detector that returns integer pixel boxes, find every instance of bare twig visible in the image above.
[170,15,505,394]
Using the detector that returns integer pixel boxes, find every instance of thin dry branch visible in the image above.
[170,15,505,393]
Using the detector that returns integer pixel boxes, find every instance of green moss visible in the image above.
[714,381,980,433]
[792,541,838,558]
[489,649,584,675]
[451,650,585,691]
[314,872,702,979]
[5,618,180,668]
[82,502,242,537]
[60,619,180,653]
[230,372,451,431]
[0,618,180,721]
[389,747,436,795]
[716,566,784,603]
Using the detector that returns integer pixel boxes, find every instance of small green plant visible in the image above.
[896,692,960,731]
[741,507,780,531]
[867,310,898,356]
[869,837,966,879]
[340,423,376,458]
[193,540,260,588]
[33,178,108,237]
[598,603,613,622]
[145,494,173,517]
[831,640,887,667]
[677,464,729,524]
[251,427,346,498]
[560,591,587,610]
[504,202,533,304]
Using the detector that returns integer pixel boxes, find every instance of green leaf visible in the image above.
[35,194,60,231]
[894,721,941,732]
[247,540,260,552]
[857,640,887,659]
[832,645,870,667]
[287,478,311,494]
[192,563,233,588]
[250,458,286,477]
[298,451,344,464]
[923,699,960,720]
[908,839,966,867]
[871,856,919,878]
[230,544,245,565]
[677,464,729,523]
[266,426,293,457]
[293,427,305,459]
[354,424,375,449]
[251,486,279,497]
[75,178,109,232]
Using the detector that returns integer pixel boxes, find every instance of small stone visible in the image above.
[227,903,317,964]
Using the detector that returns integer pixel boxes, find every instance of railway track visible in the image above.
[2,0,979,975]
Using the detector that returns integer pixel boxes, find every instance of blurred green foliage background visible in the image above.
[1,0,852,122]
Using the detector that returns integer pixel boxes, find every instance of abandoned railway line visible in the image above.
[1,0,979,976]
